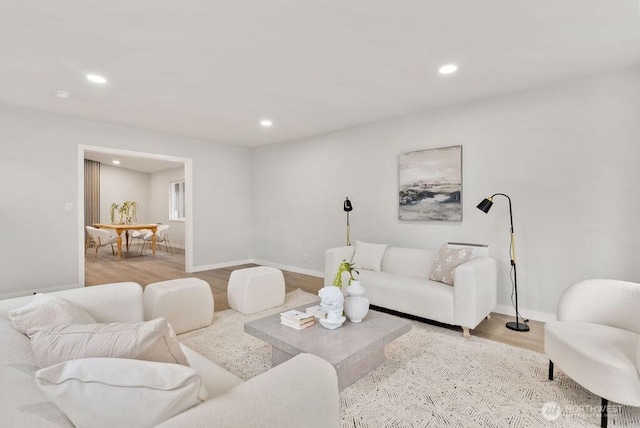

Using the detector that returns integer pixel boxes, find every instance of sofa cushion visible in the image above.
[36,358,208,428]
[352,241,387,271]
[429,245,473,285]
[9,294,96,336]
[30,318,188,368]
[359,270,455,325]
[381,247,435,279]
[0,317,72,427]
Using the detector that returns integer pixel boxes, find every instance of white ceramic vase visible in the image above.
[346,280,365,297]
[344,280,370,322]
[344,296,370,323]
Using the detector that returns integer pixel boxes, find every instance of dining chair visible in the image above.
[140,224,173,255]
[130,229,151,249]
[85,226,119,262]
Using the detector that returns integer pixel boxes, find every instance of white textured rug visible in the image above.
[179,289,640,427]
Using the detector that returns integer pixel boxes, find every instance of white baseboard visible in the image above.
[190,259,254,273]
[190,258,323,278]
[494,304,556,323]
[0,283,81,300]
[251,259,324,278]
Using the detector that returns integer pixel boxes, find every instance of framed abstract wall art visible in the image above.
[398,145,462,221]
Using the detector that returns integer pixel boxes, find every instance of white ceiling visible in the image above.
[1,1,639,147]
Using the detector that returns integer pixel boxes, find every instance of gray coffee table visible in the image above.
[244,302,412,390]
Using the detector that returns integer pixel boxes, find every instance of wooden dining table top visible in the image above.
[92,223,158,231]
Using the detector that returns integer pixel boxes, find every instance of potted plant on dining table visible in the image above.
[110,201,138,224]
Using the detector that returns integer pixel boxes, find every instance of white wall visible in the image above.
[2,67,638,312]
[99,165,151,224]
[0,104,252,297]
[252,67,640,318]
[149,167,186,247]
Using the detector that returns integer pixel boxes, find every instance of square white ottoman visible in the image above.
[227,266,285,315]
[144,278,214,334]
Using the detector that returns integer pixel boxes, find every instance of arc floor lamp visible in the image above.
[477,193,529,332]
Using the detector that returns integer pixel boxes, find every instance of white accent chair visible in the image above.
[140,224,172,255]
[545,279,640,427]
[85,226,118,262]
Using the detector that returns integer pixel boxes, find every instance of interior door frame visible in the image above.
[77,145,194,286]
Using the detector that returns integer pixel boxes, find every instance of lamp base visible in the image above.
[506,321,530,332]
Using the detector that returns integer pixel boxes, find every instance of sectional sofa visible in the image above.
[0,282,339,427]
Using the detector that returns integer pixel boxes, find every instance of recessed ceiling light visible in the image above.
[260,119,273,128]
[53,90,70,99]
[438,64,458,75]
[112,160,120,165]
[86,74,107,84]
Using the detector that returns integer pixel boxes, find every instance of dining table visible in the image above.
[92,223,158,260]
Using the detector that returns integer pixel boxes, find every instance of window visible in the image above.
[170,180,185,221]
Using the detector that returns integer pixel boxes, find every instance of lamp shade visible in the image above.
[343,197,353,212]
[476,198,493,213]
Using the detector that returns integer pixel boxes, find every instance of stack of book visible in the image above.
[280,309,315,330]
[305,305,327,319]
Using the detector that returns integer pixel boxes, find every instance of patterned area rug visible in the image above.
[179,289,640,427]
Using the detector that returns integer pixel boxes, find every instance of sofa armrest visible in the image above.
[157,353,340,428]
[324,246,356,287]
[557,279,640,333]
[452,257,497,330]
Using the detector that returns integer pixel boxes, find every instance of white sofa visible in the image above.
[0,282,340,428]
[325,244,497,337]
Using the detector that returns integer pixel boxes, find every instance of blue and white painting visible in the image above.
[398,145,462,221]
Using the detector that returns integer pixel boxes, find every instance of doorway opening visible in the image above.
[78,145,193,286]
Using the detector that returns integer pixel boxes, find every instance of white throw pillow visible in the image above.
[8,294,96,336]
[29,318,189,368]
[36,358,208,428]
[429,245,473,286]
[351,241,388,272]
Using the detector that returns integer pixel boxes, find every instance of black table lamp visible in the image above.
[344,197,353,246]
[477,193,529,332]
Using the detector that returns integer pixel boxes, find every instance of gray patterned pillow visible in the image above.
[429,245,473,286]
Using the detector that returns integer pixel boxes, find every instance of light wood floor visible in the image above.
[85,243,544,353]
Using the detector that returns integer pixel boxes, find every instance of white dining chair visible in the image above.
[140,224,173,255]
[130,229,151,249]
[85,226,119,262]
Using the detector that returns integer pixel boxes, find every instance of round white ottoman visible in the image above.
[227,266,285,314]
[144,278,214,334]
